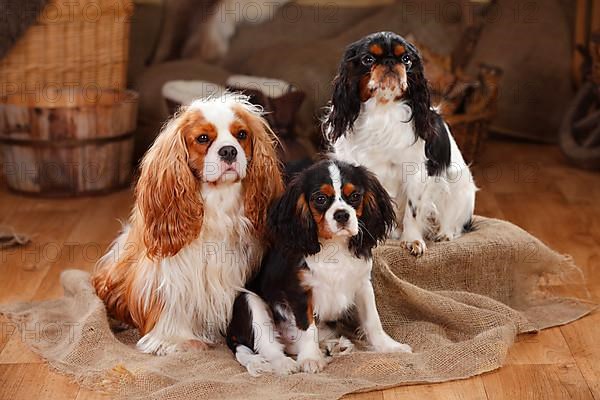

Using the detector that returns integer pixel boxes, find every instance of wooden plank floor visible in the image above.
[0,137,599,400]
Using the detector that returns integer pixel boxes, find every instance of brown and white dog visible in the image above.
[92,94,283,355]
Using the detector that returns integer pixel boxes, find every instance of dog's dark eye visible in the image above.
[401,54,412,66]
[361,54,375,66]
[196,134,210,144]
[237,130,248,140]
[314,194,328,206]
[349,192,362,203]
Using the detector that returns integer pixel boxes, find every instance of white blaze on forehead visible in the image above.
[325,162,359,237]
[189,98,236,133]
[328,162,343,200]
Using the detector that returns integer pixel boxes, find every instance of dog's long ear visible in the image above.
[405,42,436,142]
[350,167,396,257]
[136,113,203,259]
[234,103,285,236]
[324,43,362,142]
[268,175,320,256]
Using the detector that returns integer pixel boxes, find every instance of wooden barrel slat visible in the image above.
[0,89,138,196]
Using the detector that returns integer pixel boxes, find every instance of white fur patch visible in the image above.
[304,237,371,322]
[324,163,359,237]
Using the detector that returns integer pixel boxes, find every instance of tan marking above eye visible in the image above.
[319,184,334,197]
[394,44,406,57]
[229,120,252,157]
[229,121,250,137]
[369,44,384,56]
[342,183,356,197]
[181,117,217,148]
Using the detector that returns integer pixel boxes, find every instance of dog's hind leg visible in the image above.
[227,293,298,376]
[418,177,449,241]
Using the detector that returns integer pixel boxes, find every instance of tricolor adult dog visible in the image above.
[92,94,283,355]
[324,31,477,256]
[227,160,412,375]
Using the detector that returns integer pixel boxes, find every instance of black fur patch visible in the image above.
[408,199,417,218]
[248,249,313,331]
[325,41,363,142]
[226,293,256,353]
[425,112,451,176]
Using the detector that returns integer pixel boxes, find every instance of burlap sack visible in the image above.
[0,217,594,400]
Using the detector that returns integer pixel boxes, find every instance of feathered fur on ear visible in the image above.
[267,175,320,256]
[234,104,284,237]
[324,43,362,142]
[135,113,203,259]
[350,166,396,258]
[405,42,436,142]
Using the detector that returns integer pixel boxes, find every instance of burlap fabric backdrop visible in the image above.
[0,217,594,399]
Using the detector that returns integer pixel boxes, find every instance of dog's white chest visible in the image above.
[153,183,261,341]
[304,243,371,322]
[332,100,427,199]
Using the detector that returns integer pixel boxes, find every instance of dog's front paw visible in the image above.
[243,356,272,377]
[374,341,413,353]
[176,339,213,352]
[148,342,178,356]
[137,335,178,355]
[137,332,214,355]
[298,355,328,373]
[271,356,299,375]
[371,335,412,353]
[401,239,427,256]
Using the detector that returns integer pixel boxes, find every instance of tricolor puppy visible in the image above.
[324,31,477,256]
[227,160,412,376]
[92,94,283,355]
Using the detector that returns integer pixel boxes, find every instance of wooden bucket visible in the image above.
[0,88,138,196]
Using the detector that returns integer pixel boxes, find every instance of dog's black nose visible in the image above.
[218,145,237,163]
[383,58,396,67]
[334,210,350,224]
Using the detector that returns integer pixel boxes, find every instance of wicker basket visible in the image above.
[442,64,502,164]
[0,88,138,196]
[446,112,493,164]
[0,0,133,94]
